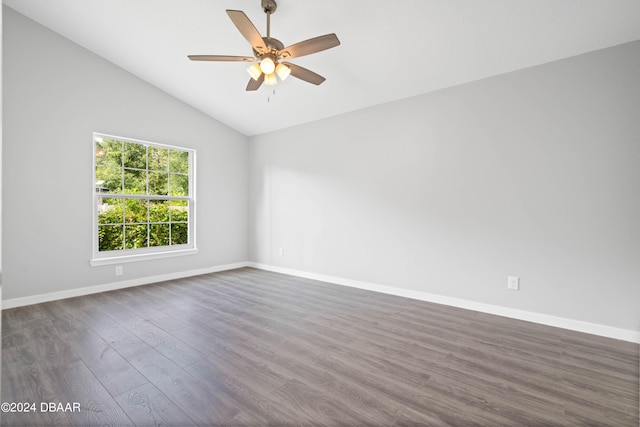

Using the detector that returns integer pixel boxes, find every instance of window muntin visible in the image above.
[93,134,195,262]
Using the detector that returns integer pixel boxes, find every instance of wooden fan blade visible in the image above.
[246,74,265,91]
[188,55,255,62]
[226,10,268,55]
[282,62,326,85]
[280,33,340,59]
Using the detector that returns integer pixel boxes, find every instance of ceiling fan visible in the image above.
[188,0,340,91]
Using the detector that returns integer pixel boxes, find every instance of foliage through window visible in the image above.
[93,134,195,258]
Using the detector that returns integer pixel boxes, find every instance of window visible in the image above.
[91,133,196,265]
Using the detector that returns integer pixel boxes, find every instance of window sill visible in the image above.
[90,248,198,267]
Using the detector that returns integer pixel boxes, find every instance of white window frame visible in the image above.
[90,133,197,266]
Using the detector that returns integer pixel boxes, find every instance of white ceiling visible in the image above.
[5,0,640,136]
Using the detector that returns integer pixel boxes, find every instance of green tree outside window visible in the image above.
[95,136,192,252]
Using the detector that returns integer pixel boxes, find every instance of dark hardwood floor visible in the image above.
[2,267,638,426]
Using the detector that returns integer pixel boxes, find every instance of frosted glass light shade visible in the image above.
[260,57,276,74]
[275,63,291,80]
[264,73,277,86]
[246,63,262,80]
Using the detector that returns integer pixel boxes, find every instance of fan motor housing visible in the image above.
[253,37,284,57]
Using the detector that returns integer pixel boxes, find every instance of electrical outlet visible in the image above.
[278,247,284,256]
[115,265,123,276]
[507,276,519,290]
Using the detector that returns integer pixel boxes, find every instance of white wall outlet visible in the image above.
[278,247,284,256]
[507,276,519,290]
[115,265,123,276]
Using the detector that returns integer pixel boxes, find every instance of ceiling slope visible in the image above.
[4,0,640,136]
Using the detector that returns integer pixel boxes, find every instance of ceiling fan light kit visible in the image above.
[264,72,278,86]
[275,63,291,80]
[247,63,263,80]
[259,57,276,74]
[188,0,340,91]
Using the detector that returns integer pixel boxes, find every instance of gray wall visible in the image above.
[2,7,249,300]
[249,41,640,332]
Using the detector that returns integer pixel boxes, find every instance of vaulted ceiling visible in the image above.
[5,0,640,136]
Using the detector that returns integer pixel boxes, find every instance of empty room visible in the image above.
[1,0,639,426]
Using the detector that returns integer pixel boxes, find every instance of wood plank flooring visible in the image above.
[2,267,638,426]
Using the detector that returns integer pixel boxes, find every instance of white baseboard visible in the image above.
[4,260,638,344]
[2,262,249,310]
[248,262,640,344]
